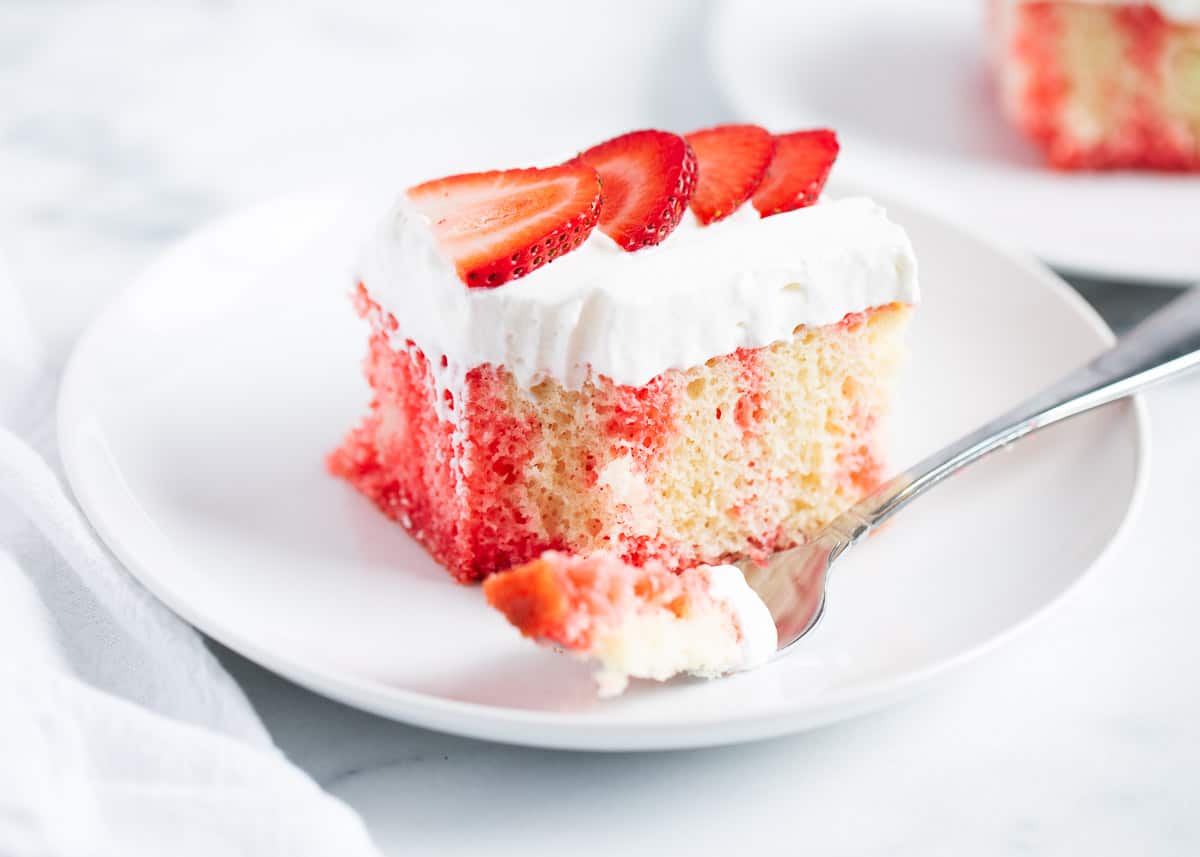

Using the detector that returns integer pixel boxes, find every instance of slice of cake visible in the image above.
[329,125,919,584]
[483,551,777,696]
[991,1,1200,170]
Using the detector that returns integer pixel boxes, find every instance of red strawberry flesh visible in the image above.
[575,129,697,251]
[685,124,775,224]
[406,164,603,288]
[751,130,839,217]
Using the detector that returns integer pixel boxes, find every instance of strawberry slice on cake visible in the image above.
[575,129,698,250]
[484,551,777,696]
[406,163,603,287]
[685,123,776,224]
[752,129,840,216]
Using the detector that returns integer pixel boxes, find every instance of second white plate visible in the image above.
[709,0,1200,284]
[58,183,1145,750]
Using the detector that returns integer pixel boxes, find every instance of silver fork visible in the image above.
[742,287,1200,650]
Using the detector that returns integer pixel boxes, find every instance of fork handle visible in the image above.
[831,286,1200,543]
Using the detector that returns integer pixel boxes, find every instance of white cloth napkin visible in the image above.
[0,256,380,856]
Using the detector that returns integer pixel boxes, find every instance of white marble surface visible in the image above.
[4,2,1199,853]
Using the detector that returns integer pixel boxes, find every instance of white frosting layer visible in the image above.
[360,196,919,393]
[706,564,778,672]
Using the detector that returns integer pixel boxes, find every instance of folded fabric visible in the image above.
[0,253,39,425]
[0,258,380,856]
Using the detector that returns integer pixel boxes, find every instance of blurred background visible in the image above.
[2,0,1187,362]
[2,1,727,353]
[3,4,1197,854]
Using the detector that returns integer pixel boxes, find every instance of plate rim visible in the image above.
[57,186,1152,751]
[705,0,1200,288]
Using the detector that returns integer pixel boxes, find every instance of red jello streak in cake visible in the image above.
[1013,2,1068,156]
[594,374,684,567]
[1115,6,1186,170]
[829,310,888,492]
[1119,5,1170,75]
[732,346,768,435]
[329,290,461,568]
[728,347,768,560]
[599,373,681,465]
[455,364,560,575]
[840,408,885,494]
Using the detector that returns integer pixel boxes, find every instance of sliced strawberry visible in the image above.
[406,163,603,288]
[575,130,697,251]
[751,129,840,217]
[684,124,775,224]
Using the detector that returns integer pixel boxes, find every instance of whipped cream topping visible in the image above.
[706,564,778,671]
[360,194,918,397]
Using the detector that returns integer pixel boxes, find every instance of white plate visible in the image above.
[58,184,1147,751]
[709,0,1200,285]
